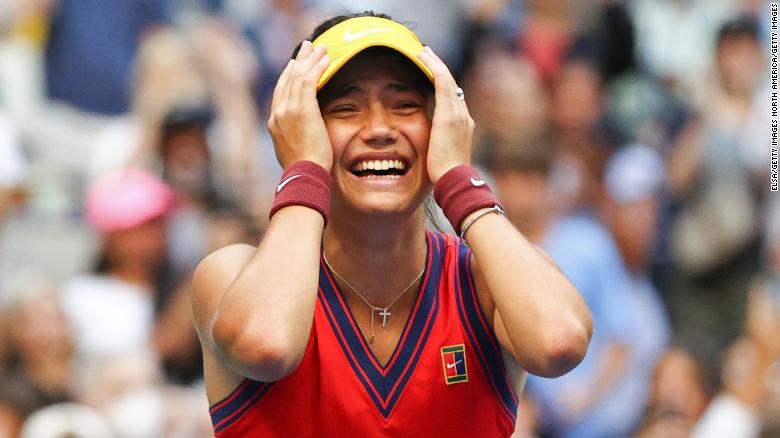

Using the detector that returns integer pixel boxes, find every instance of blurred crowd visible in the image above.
[0,0,776,437]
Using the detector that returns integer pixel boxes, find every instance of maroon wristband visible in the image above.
[433,165,502,235]
[269,161,332,224]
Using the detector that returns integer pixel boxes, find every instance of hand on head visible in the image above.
[417,47,474,183]
[268,40,333,170]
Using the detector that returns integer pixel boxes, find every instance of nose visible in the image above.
[359,102,397,147]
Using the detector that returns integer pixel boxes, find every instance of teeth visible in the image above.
[353,159,407,171]
[365,174,401,179]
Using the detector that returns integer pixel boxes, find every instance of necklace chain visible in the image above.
[321,250,425,343]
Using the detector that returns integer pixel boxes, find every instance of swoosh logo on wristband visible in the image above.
[470,177,486,187]
[277,174,302,193]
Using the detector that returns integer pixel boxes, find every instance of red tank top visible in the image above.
[209,231,519,437]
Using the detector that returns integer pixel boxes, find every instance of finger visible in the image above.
[418,46,457,94]
[271,60,295,112]
[425,46,471,117]
[291,46,328,104]
[285,40,315,104]
[418,48,465,119]
[295,44,327,77]
[304,53,331,100]
[418,47,461,114]
[296,39,313,61]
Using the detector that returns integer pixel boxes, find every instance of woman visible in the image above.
[193,12,592,437]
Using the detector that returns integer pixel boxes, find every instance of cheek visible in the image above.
[324,121,354,163]
[406,117,432,158]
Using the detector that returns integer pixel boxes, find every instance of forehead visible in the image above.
[319,49,432,98]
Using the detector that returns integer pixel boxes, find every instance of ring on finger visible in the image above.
[455,87,465,102]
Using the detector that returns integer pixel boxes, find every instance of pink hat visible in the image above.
[85,169,177,233]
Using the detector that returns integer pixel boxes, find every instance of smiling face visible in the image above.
[318,49,433,217]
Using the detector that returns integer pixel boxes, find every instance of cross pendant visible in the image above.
[377,308,391,328]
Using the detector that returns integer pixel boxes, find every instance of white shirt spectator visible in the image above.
[60,275,154,358]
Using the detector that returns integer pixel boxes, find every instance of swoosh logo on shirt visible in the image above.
[277,174,302,193]
[470,177,486,187]
[446,359,463,369]
[343,28,392,42]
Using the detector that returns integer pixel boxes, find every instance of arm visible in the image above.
[467,214,592,377]
[193,207,324,381]
[192,41,332,382]
[418,47,592,378]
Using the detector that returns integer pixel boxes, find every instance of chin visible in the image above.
[357,193,418,216]
[334,189,429,219]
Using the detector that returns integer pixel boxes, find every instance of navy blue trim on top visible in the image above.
[318,231,444,418]
[453,239,518,422]
[210,379,274,433]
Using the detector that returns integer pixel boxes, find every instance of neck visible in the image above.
[323,206,428,306]
[110,262,156,290]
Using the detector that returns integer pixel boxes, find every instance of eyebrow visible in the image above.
[385,82,420,93]
[327,81,423,100]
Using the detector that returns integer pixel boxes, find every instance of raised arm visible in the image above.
[418,47,592,378]
[192,41,332,382]
[467,217,592,377]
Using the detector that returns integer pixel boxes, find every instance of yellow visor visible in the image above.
[311,16,433,90]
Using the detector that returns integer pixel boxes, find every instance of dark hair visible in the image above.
[484,136,556,176]
[717,15,759,46]
[291,11,393,59]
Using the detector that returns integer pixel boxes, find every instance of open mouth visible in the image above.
[350,159,409,179]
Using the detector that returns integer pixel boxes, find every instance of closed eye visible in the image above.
[326,105,360,117]
[393,101,423,113]
[330,105,358,113]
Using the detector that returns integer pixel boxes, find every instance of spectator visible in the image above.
[0,281,76,437]
[630,0,736,103]
[45,0,171,115]
[599,144,672,435]
[690,195,780,435]
[127,23,271,223]
[3,282,75,409]
[548,55,620,213]
[665,15,765,362]
[636,348,711,437]
[465,50,549,165]
[59,169,182,360]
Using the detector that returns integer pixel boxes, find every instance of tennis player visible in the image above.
[193,12,592,437]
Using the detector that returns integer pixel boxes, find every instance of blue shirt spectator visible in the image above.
[45,0,171,115]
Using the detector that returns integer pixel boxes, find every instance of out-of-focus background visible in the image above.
[0,0,776,437]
